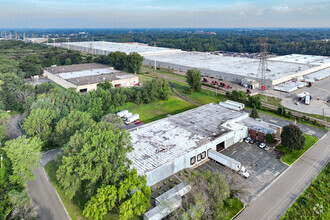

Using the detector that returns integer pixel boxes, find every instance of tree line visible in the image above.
[0,54,172,219]
[94,51,144,73]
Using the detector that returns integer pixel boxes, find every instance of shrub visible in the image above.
[170,184,174,188]
[151,189,155,192]
[169,178,173,182]
[176,181,180,184]
[158,192,161,195]
[179,173,183,176]
[163,181,167,185]
[184,169,189,174]
[266,133,274,144]
[157,186,161,189]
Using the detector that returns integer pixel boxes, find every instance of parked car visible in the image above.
[264,145,270,151]
[249,139,256,144]
[244,137,251,143]
[259,143,266,149]
[135,120,142,125]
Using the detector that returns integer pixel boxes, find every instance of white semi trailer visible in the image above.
[208,149,250,178]
[123,112,133,120]
[117,110,129,118]
[125,114,139,124]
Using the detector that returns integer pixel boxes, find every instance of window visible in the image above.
[197,154,202,162]
[190,156,196,165]
[201,151,206,159]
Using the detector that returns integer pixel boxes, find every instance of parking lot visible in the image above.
[195,141,288,203]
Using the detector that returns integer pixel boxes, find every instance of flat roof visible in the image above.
[45,63,137,86]
[144,52,312,80]
[56,41,182,56]
[239,118,278,134]
[127,103,248,175]
[268,54,330,66]
[45,63,110,74]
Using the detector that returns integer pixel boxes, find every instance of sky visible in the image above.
[0,0,329,28]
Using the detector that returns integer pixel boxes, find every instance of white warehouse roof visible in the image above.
[127,103,248,176]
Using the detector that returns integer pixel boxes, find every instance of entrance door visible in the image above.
[216,141,225,152]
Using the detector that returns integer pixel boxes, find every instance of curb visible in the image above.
[232,203,245,220]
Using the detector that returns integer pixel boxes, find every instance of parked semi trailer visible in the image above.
[117,110,129,118]
[125,114,139,124]
[208,149,250,178]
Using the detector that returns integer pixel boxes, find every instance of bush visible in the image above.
[157,186,161,189]
[163,181,167,185]
[266,133,274,144]
[184,169,189,174]
[151,189,155,192]
[169,178,173,182]
[170,184,174,188]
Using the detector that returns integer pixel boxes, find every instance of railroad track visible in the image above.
[143,68,328,127]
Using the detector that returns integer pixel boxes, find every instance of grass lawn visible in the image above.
[117,95,196,123]
[258,95,282,106]
[276,134,319,165]
[281,163,329,220]
[141,66,187,81]
[8,110,21,116]
[224,197,245,220]
[170,80,227,104]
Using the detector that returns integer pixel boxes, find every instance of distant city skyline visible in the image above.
[1,0,329,28]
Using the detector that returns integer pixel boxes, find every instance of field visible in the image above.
[276,134,319,165]
[281,163,329,220]
[117,95,196,123]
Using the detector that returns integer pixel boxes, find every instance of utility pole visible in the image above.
[258,38,268,102]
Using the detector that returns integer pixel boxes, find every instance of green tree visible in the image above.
[108,52,127,70]
[186,69,202,92]
[22,108,56,141]
[53,110,95,146]
[0,111,10,141]
[238,91,247,100]
[101,113,123,129]
[158,79,170,100]
[281,124,305,152]
[86,55,93,63]
[19,54,43,78]
[83,169,150,220]
[277,106,286,116]
[249,107,259,118]
[248,96,261,109]
[231,90,240,101]
[64,58,72,65]
[266,133,274,144]
[125,52,144,73]
[172,170,230,219]
[56,122,133,199]
[3,136,42,185]
[87,97,103,121]
[98,80,112,90]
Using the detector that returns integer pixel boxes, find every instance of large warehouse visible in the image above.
[127,103,251,186]
[43,63,138,92]
[52,41,330,87]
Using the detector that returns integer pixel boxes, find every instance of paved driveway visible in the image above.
[196,142,288,203]
[27,149,70,220]
[236,132,330,220]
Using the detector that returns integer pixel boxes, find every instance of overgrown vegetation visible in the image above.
[281,163,329,219]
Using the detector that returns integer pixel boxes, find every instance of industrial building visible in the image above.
[127,103,249,186]
[52,41,330,88]
[43,63,138,92]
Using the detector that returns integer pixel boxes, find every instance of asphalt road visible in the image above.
[27,149,70,220]
[236,132,329,220]
[7,114,70,220]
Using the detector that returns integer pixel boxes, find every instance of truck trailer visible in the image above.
[117,110,129,118]
[125,114,139,124]
[208,149,250,178]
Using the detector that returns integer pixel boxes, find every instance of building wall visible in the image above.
[43,70,77,89]
[143,59,272,86]
[44,70,139,93]
[144,125,249,186]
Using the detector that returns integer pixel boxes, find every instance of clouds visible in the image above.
[0,0,329,28]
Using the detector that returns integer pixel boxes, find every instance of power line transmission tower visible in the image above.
[257,37,268,102]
